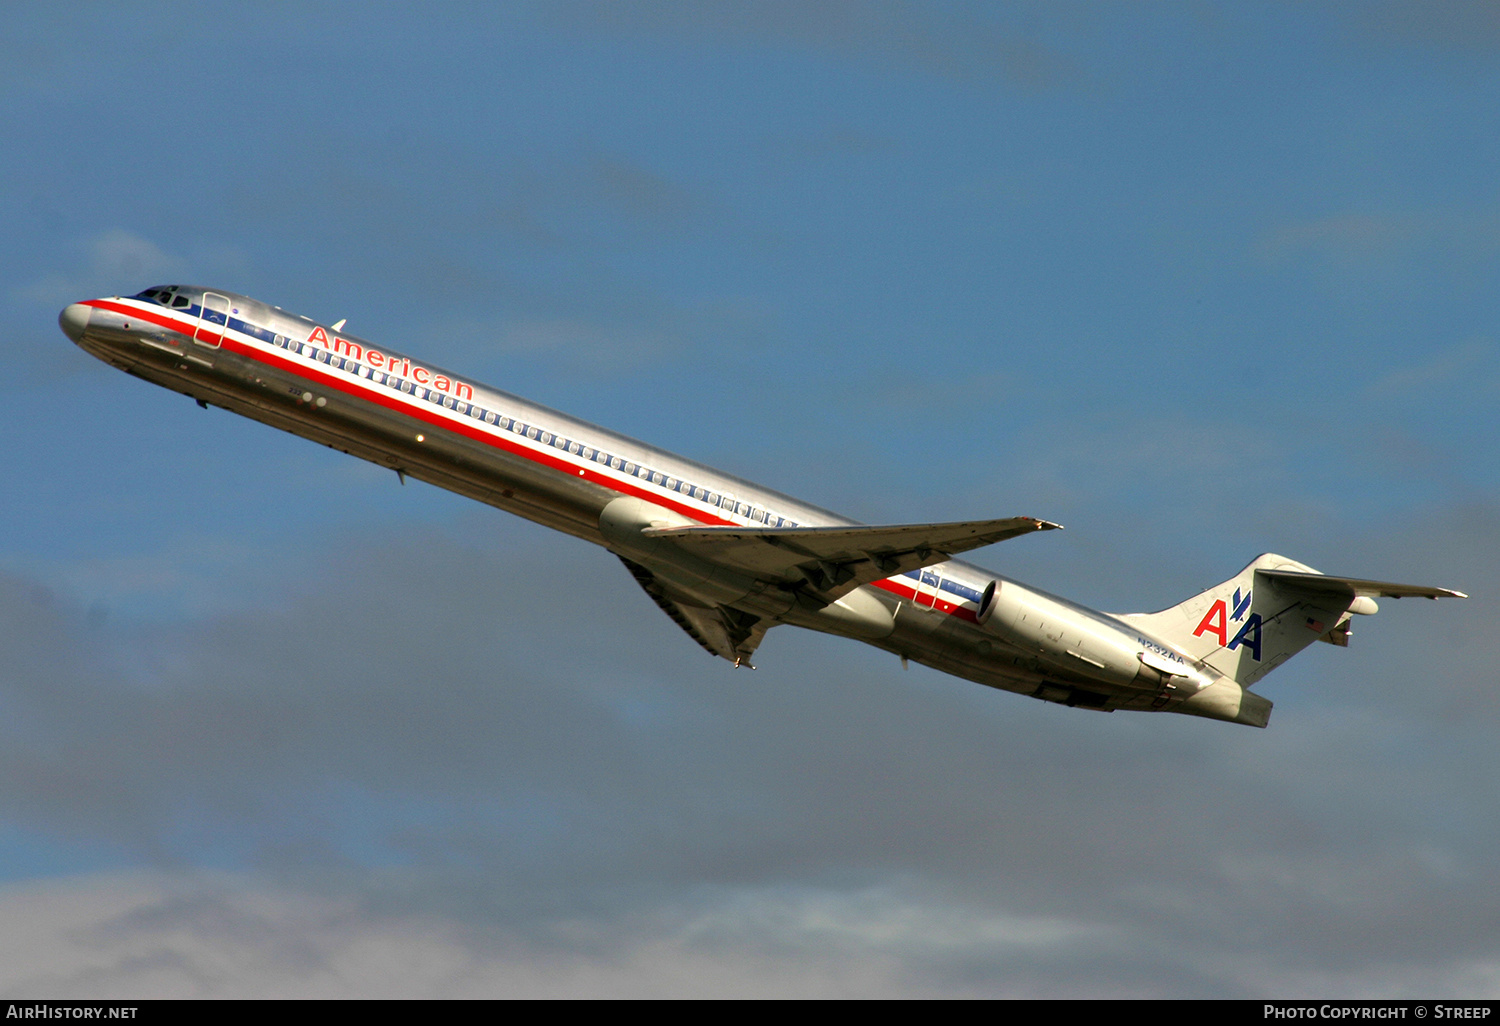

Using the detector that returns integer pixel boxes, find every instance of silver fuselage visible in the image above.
[62,287,1246,723]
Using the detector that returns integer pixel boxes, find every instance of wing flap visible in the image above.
[618,556,768,666]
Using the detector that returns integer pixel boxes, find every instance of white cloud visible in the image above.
[0,872,1104,998]
[15,231,188,308]
[4,868,1496,998]
[1256,209,1500,269]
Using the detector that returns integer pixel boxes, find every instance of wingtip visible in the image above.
[1033,518,1063,531]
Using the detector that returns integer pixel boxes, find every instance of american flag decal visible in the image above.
[1306,617,1325,633]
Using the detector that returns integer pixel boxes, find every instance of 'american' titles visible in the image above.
[306,325,473,401]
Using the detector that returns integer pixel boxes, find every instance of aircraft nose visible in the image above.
[58,302,92,343]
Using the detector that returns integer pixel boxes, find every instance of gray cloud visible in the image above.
[0,497,1494,995]
[1349,0,1500,54]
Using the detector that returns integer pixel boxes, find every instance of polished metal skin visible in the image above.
[61,287,1466,728]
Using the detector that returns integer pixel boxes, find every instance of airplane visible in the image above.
[59,286,1466,729]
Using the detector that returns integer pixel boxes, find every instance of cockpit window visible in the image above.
[172,295,191,309]
[134,286,184,306]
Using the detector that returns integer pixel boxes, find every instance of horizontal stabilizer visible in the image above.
[641,516,1060,597]
[1256,569,1467,601]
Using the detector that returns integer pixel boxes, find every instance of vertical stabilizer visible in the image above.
[1121,554,1359,687]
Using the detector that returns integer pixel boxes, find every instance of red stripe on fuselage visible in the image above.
[870,577,981,622]
[85,298,983,625]
[85,299,732,525]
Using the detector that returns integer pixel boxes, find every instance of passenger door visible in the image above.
[194,292,230,348]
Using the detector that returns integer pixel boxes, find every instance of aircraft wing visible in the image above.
[1257,569,1467,600]
[642,516,1060,599]
[617,556,769,666]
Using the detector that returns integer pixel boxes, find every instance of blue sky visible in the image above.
[0,1,1496,996]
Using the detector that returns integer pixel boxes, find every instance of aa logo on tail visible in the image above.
[1193,588,1262,660]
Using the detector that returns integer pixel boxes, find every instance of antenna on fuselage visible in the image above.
[330,319,347,332]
